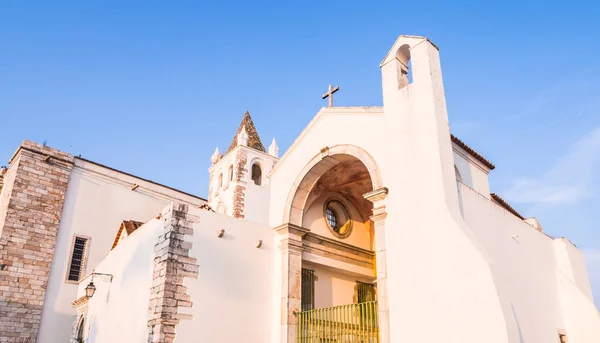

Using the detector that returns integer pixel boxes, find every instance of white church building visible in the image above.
[0,35,598,343]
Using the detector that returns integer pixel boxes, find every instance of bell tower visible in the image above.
[208,111,279,225]
[380,36,509,343]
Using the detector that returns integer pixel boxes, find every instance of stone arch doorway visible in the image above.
[75,316,85,343]
[283,144,383,228]
[277,144,389,343]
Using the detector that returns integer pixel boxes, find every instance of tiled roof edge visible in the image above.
[77,157,207,202]
[491,193,524,220]
[451,134,495,170]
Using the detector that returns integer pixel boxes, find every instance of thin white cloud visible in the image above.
[510,112,587,137]
[505,127,600,205]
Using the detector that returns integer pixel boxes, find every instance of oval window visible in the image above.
[326,207,338,229]
[324,200,352,238]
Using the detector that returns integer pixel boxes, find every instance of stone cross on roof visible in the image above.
[322,84,339,107]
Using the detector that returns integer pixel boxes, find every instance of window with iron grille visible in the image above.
[356,281,376,303]
[301,268,315,311]
[356,281,377,326]
[67,236,89,282]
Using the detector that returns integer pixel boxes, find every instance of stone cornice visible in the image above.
[10,140,74,165]
[304,232,374,256]
[371,209,387,222]
[273,223,310,237]
[303,232,374,270]
[363,187,389,203]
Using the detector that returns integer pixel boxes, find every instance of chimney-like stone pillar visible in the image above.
[0,140,74,343]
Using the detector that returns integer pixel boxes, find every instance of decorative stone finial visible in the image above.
[269,138,279,158]
[237,126,249,147]
[211,147,220,164]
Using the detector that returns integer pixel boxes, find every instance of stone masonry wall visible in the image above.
[147,203,199,343]
[0,140,74,343]
[232,149,247,219]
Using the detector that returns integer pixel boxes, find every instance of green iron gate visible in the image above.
[296,301,379,342]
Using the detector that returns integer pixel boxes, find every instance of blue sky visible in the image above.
[1,2,599,305]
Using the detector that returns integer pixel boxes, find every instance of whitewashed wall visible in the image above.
[39,159,204,343]
[74,218,162,343]
[562,239,595,300]
[208,152,237,215]
[243,150,276,225]
[453,148,491,197]
[554,239,600,342]
[176,208,279,343]
[459,183,600,342]
[557,272,600,343]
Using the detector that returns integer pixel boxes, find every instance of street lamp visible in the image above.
[84,272,112,299]
[85,281,96,298]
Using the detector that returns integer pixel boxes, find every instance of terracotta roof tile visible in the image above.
[111,220,145,250]
[451,134,495,170]
[491,193,524,220]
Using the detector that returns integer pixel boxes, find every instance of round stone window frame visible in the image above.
[323,198,353,239]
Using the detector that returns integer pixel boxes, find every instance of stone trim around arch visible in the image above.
[283,145,383,227]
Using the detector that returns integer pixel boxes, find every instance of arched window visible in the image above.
[251,163,262,186]
[218,173,223,189]
[228,165,234,182]
[455,165,464,217]
[454,166,462,183]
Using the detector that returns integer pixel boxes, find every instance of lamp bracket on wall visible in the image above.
[85,272,113,298]
[91,272,113,282]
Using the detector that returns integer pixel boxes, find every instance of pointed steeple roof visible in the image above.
[227,111,266,153]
